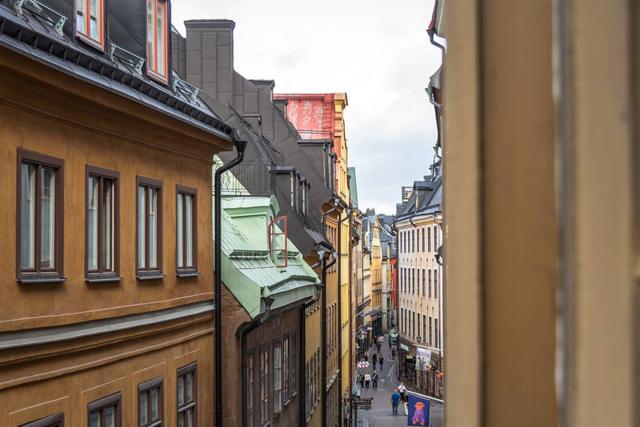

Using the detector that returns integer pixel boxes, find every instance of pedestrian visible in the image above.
[364,372,371,389]
[391,388,401,415]
[372,352,378,369]
[398,382,407,402]
[358,373,364,389]
[379,354,384,370]
[363,352,369,362]
[376,341,381,352]
[391,347,396,359]
[372,370,379,389]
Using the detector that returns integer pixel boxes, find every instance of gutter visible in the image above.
[214,138,247,427]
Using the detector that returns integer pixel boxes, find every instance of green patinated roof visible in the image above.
[348,167,359,209]
[216,193,320,319]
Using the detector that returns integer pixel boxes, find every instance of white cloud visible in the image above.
[172,0,442,215]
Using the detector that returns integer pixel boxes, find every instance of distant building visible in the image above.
[172,20,334,426]
[395,176,443,398]
[378,214,398,331]
[275,92,353,426]
[362,210,383,340]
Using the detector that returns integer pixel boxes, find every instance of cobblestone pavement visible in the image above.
[355,335,444,427]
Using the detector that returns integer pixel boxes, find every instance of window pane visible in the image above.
[89,411,101,427]
[247,354,254,426]
[20,163,35,270]
[89,0,99,39]
[177,375,184,406]
[148,188,158,269]
[101,180,113,271]
[185,372,193,402]
[40,167,56,269]
[76,0,86,34]
[185,195,193,267]
[146,0,154,69]
[88,176,99,271]
[156,4,165,75]
[187,408,194,427]
[150,387,159,420]
[137,186,146,268]
[177,194,183,268]
[274,345,282,411]
[139,392,148,425]
[178,412,185,427]
[104,406,115,427]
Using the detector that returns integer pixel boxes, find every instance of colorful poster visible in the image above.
[407,394,430,426]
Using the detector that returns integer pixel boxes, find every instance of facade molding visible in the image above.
[0,301,214,351]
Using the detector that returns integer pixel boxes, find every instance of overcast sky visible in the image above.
[172,1,441,215]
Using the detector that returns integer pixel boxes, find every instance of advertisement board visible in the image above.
[407,394,431,426]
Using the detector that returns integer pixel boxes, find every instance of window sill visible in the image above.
[18,275,66,284]
[136,271,164,281]
[176,270,200,278]
[75,32,105,52]
[86,274,122,284]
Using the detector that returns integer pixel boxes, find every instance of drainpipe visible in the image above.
[336,207,351,422]
[214,139,247,427]
[321,200,339,427]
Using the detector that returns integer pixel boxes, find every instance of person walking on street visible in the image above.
[391,388,401,415]
[379,354,384,370]
[364,372,371,389]
[372,352,378,370]
[372,370,379,389]
[376,341,381,352]
[358,373,364,389]
[398,382,407,402]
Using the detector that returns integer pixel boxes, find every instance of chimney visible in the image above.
[184,19,235,105]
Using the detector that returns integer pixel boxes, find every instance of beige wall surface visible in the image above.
[443,0,637,426]
[397,217,442,351]
[444,0,557,426]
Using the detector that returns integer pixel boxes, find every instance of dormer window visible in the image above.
[75,0,105,49]
[146,0,168,83]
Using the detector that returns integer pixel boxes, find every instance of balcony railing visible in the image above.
[213,159,272,197]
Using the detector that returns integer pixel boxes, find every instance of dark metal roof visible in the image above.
[395,176,442,221]
[0,2,235,140]
[172,22,335,255]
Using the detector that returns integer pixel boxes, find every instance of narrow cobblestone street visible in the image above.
[356,336,444,426]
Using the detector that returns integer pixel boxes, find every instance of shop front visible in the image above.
[397,340,444,399]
